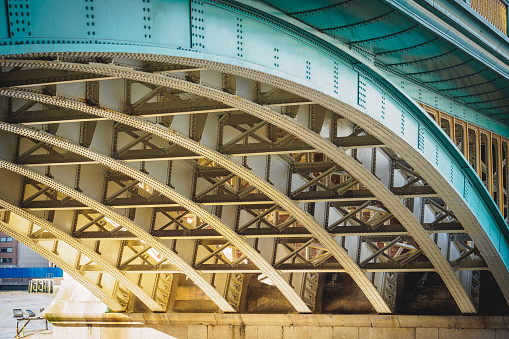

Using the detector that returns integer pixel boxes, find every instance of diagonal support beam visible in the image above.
[22,185,52,205]
[328,200,372,231]
[0,121,310,313]
[0,221,124,311]
[18,140,47,160]
[361,237,402,267]
[196,241,232,268]
[0,80,389,313]
[221,121,269,150]
[105,180,140,202]
[119,246,152,270]
[0,199,157,311]
[275,238,315,268]
[238,206,278,232]
[156,210,192,232]
[195,173,236,200]
[131,85,166,109]
[75,214,106,236]
[291,166,337,196]
[114,132,152,156]
[243,208,279,230]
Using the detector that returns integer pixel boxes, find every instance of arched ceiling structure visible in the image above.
[0,0,507,315]
[260,0,509,117]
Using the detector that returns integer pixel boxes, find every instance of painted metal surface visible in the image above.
[0,198,172,312]
[0,158,236,312]
[0,62,485,312]
[0,0,506,313]
[0,221,125,311]
[0,86,395,312]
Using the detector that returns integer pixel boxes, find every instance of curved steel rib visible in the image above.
[0,158,235,312]
[0,84,392,313]
[51,60,477,313]
[0,121,311,313]
[0,217,123,311]
[0,198,170,311]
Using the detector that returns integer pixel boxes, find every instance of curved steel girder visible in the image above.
[119,68,475,312]
[0,198,169,312]
[1,81,391,313]
[153,58,489,311]
[0,218,123,311]
[0,60,476,312]
[0,0,506,265]
[168,59,509,302]
[172,61,489,310]
[0,159,234,313]
[0,122,311,313]
[0,0,500,310]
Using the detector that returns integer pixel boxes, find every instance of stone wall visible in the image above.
[40,313,509,339]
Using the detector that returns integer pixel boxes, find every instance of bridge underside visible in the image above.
[0,0,507,325]
[0,53,506,317]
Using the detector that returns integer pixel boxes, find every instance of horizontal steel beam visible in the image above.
[78,261,488,273]
[1,69,111,87]
[1,121,311,313]
[16,186,439,210]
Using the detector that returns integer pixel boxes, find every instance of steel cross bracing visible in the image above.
[0,85,434,314]
[2,60,478,312]
[0,73,392,312]
[139,55,509,308]
[0,157,235,312]
[0,198,173,312]
[0,0,504,316]
[0,121,310,313]
[0,60,492,314]
[0,212,126,311]
[0,63,484,314]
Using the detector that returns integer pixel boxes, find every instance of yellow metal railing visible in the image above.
[418,102,509,218]
[470,0,508,35]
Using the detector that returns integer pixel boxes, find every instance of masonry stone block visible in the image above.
[495,329,509,339]
[439,328,496,339]
[416,328,438,339]
[257,326,283,339]
[358,327,415,339]
[188,325,208,339]
[331,326,359,338]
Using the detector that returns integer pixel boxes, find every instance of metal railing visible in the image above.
[468,0,508,35]
[418,102,509,220]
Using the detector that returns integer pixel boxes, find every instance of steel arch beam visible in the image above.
[0,61,476,312]
[0,0,502,313]
[127,69,475,313]
[166,60,493,311]
[0,159,234,313]
[0,198,170,312]
[0,0,506,301]
[0,84,393,313]
[0,121,311,313]
[0,219,123,311]
[155,57,509,307]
